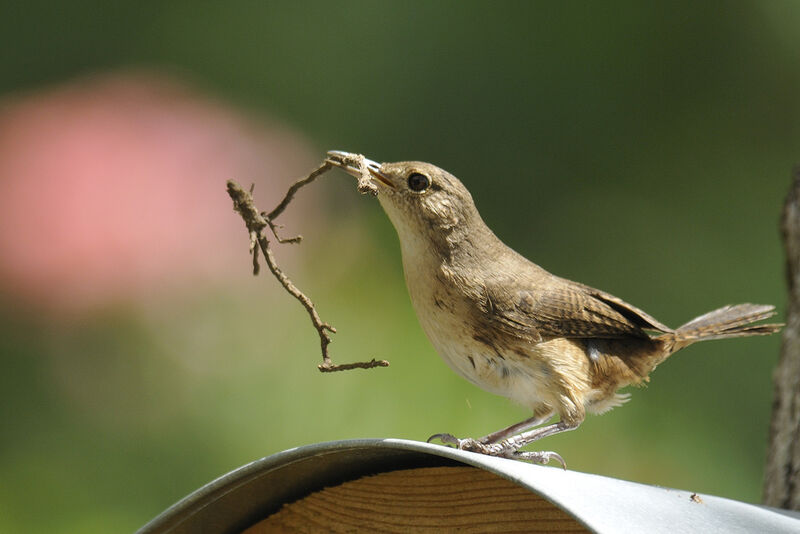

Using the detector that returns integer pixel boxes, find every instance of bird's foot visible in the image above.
[427,433,492,451]
[426,433,566,468]
[514,450,566,468]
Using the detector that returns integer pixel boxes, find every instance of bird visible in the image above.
[327,150,782,466]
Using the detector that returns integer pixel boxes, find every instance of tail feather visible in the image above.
[673,303,782,344]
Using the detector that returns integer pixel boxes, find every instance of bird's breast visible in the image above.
[401,252,560,406]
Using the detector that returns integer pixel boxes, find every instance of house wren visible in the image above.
[328,151,781,466]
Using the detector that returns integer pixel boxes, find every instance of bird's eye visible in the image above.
[407,173,430,192]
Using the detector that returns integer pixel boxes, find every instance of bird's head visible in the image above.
[327,151,483,247]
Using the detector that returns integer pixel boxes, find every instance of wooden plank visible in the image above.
[245,465,586,533]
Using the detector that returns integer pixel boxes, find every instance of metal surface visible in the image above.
[138,438,800,534]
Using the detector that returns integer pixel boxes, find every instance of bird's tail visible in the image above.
[665,304,782,353]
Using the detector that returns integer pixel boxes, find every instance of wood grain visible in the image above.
[244,466,586,533]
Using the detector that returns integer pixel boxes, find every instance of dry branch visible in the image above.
[226,158,389,373]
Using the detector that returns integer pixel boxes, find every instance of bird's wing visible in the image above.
[482,277,672,341]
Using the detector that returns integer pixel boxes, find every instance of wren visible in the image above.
[328,151,781,466]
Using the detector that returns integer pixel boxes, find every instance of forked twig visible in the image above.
[226,158,389,372]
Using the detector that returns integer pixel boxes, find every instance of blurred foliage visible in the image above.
[1,1,799,532]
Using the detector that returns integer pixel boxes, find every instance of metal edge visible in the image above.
[138,438,800,534]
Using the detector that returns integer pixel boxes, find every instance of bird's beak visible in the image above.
[326,150,395,189]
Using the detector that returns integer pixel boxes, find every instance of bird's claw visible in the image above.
[426,433,461,446]
[428,434,492,452]
[427,433,566,468]
[515,450,567,469]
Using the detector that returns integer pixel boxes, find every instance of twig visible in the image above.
[266,160,332,221]
[226,160,389,373]
[325,152,380,196]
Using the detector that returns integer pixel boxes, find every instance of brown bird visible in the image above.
[328,151,782,466]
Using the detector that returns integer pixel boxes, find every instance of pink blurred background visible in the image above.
[0,71,317,313]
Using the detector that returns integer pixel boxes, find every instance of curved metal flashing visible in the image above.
[139,438,800,534]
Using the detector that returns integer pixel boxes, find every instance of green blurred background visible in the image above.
[1,2,798,532]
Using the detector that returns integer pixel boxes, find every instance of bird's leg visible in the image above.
[478,412,553,444]
[501,419,579,450]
